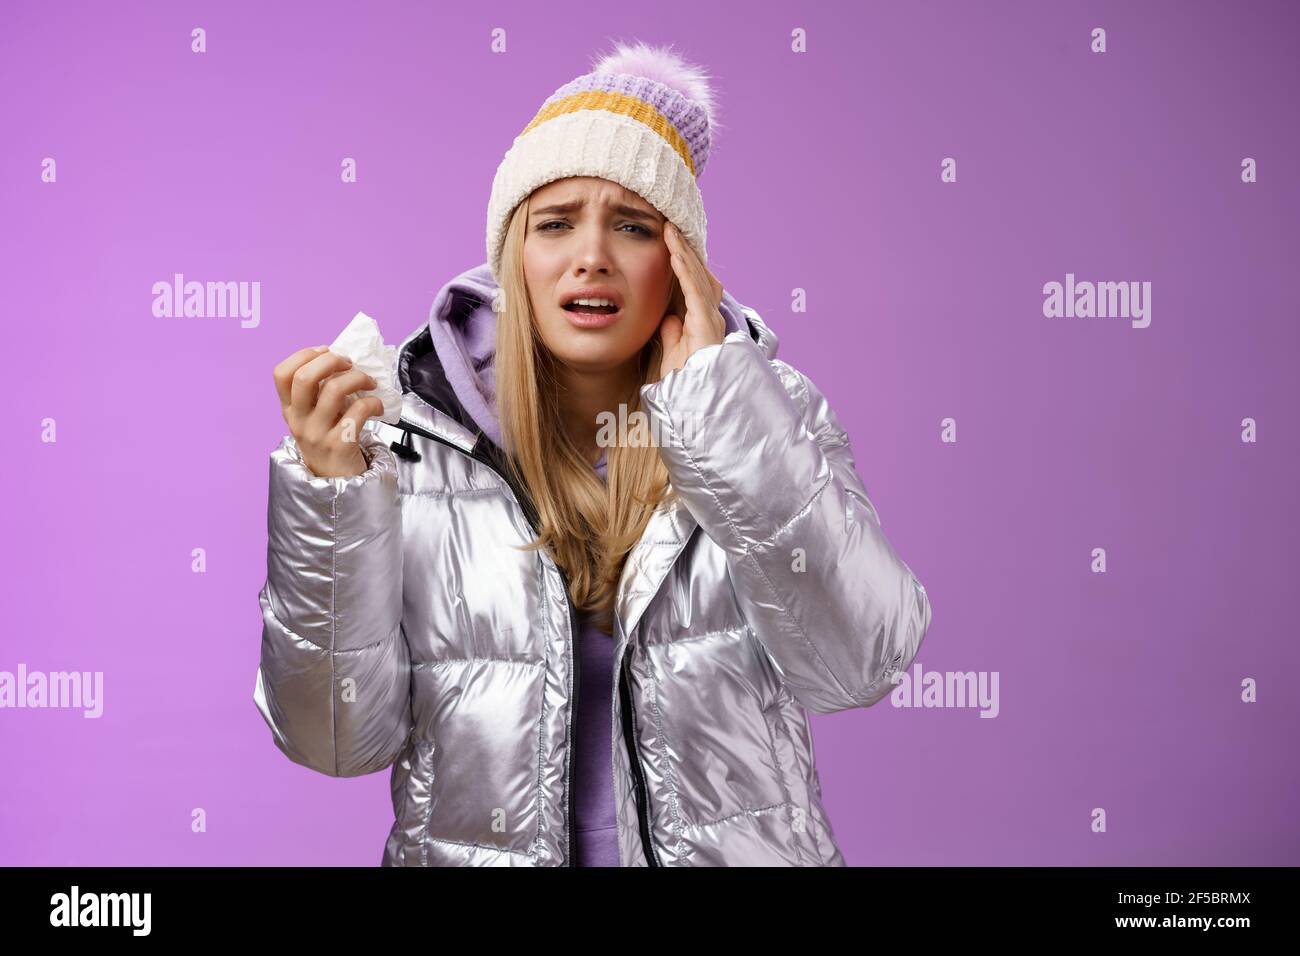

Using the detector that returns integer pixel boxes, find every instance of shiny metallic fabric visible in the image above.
[253,304,932,866]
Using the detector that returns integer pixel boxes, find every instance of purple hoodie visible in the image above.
[409,261,751,866]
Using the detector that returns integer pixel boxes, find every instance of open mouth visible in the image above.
[560,289,624,317]
[562,302,621,315]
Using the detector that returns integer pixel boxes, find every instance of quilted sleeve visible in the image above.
[639,328,932,714]
[252,425,412,776]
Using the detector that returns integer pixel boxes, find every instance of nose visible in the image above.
[571,222,614,277]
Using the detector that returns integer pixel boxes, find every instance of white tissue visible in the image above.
[327,311,403,425]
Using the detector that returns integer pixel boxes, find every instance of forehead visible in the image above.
[530,176,652,211]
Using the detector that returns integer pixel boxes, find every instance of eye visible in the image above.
[621,223,654,237]
[537,220,568,232]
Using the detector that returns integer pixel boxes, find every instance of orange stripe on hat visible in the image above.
[520,90,697,178]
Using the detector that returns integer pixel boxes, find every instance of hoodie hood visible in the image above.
[396,261,775,453]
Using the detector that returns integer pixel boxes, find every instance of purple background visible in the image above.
[2,0,1297,866]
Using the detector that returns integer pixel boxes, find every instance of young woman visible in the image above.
[254,42,931,867]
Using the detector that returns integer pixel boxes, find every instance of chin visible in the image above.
[541,319,646,367]
[551,341,635,371]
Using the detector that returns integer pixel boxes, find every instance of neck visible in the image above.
[555,358,641,466]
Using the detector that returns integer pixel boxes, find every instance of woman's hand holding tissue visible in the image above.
[273,345,383,478]
[271,313,404,478]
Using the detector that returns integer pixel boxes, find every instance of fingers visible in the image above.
[679,225,719,300]
[666,223,724,333]
[335,394,386,444]
[666,222,707,279]
[285,350,355,420]
[273,345,330,408]
[307,367,378,436]
[665,225,703,305]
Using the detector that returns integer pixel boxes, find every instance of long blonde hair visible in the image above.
[493,191,688,637]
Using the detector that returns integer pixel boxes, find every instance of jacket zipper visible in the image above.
[388,419,658,867]
[565,591,580,866]
[619,652,662,866]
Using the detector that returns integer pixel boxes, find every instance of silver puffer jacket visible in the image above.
[253,269,932,866]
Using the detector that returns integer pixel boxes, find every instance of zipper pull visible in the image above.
[390,428,421,462]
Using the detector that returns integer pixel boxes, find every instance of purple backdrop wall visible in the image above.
[2,0,1297,866]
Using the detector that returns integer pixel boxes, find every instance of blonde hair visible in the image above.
[493,190,688,637]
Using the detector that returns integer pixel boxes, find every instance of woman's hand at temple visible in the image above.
[656,221,727,376]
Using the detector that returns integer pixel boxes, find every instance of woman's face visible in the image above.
[522,176,672,374]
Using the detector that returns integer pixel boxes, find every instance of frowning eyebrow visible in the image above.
[530,200,661,222]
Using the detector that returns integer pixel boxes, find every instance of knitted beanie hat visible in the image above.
[486,40,719,290]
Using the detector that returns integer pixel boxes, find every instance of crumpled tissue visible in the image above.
[327,311,403,425]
